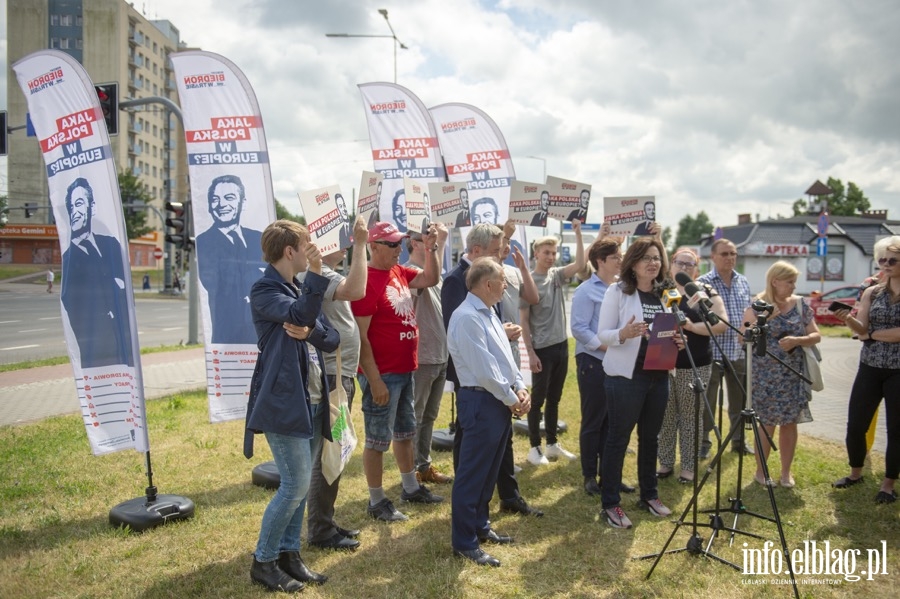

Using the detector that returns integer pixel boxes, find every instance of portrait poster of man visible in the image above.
[603,195,657,236]
[508,179,550,227]
[358,170,383,228]
[546,176,592,223]
[427,181,470,227]
[13,49,147,455]
[403,177,430,234]
[298,184,351,254]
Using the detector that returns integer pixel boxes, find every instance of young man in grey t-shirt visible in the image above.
[520,220,585,465]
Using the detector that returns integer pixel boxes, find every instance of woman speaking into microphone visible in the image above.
[595,236,684,529]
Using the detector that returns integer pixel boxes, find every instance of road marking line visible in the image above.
[18,329,47,333]
[0,320,23,324]
[1,345,40,351]
[161,327,182,331]
[39,316,62,321]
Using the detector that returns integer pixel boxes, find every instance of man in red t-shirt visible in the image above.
[351,221,448,522]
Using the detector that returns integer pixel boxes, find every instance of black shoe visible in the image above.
[335,525,360,539]
[309,532,360,551]
[499,496,544,517]
[833,476,864,489]
[401,483,444,503]
[453,547,501,567]
[367,498,409,522]
[277,551,327,585]
[732,444,754,455]
[250,557,304,592]
[619,482,637,494]
[875,490,897,504]
[584,477,602,496]
[478,529,514,545]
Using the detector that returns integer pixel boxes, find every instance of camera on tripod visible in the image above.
[744,300,773,357]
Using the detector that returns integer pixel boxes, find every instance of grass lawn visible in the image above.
[1,364,896,598]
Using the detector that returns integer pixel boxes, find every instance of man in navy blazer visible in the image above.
[196,174,266,344]
[60,177,134,368]
[244,219,339,592]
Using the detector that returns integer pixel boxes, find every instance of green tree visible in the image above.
[0,195,8,228]
[792,177,871,216]
[275,198,305,224]
[118,170,152,240]
[673,211,713,248]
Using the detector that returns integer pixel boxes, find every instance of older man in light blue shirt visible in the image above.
[447,258,531,568]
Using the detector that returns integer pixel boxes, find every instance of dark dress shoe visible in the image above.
[584,477,602,496]
[499,496,544,517]
[277,551,327,585]
[619,482,637,494]
[453,547,501,567]
[335,525,360,539]
[833,476,864,489]
[310,532,360,551]
[732,444,754,455]
[250,557,304,592]
[478,529,513,545]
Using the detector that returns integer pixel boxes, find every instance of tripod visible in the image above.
[643,301,808,599]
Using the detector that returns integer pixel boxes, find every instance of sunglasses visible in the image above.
[878,257,899,266]
[374,240,402,248]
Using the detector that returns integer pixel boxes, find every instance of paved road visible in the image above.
[0,278,189,365]
[0,332,887,457]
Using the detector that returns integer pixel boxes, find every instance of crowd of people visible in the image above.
[241,216,899,590]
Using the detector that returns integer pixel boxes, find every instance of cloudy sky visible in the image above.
[4,0,900,234]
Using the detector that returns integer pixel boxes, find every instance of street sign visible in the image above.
[562,222,600,231]
[817,212,829,237]
[153,247,164,260]
[562,246,571,262]
[816,237,827,257]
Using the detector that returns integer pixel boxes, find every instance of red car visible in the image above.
[807,286,859,326]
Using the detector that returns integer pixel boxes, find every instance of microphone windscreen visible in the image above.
[674,271,693,287]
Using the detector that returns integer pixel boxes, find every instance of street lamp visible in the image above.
[326,8,408,83]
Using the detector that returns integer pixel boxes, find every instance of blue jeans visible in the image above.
[601,372,669,509]
[576,353,608,479]
[359,372,416,451]
[254,402,323,562]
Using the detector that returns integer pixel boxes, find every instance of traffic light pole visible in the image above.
[119,96,198,346]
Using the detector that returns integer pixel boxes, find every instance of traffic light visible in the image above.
[0,111,7,156]
[24,202,36,218]
[95,83,119,136]
[165,200,190,249]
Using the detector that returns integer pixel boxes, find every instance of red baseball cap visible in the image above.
[368,221,409,243]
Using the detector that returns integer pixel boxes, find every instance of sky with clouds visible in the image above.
[4,0,899,234]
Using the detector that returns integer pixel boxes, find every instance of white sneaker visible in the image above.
[639,498,672,517]
[527,446,549,466]
[544,442,576,460]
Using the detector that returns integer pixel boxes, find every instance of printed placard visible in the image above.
[428,181,470,227]
[546,176,591,223]
[509,180,550,226]
[604,196,656,236]
[403,178,430,234]
[358,171,383,228]
[298,184,352,254]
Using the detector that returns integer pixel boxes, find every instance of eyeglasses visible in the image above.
[878,257,899,266]
[673,260,697,269]
[604,254,623,262]
[374,240,402,248]
[639,255,662,264]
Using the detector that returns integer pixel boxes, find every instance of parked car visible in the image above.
[807,286,859,326]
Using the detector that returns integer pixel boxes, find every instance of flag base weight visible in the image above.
[431,428,455,452]
[251,460,281,489]
[512,418,567,436]
[109,494,195,532]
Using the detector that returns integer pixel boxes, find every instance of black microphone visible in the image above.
[675,271,720,325]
